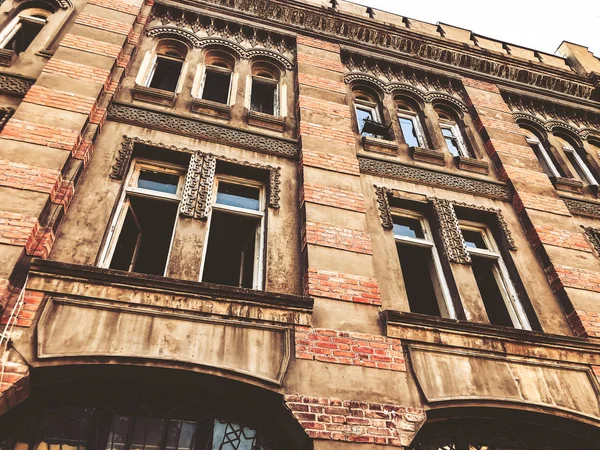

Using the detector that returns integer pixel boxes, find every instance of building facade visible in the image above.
[0,0,599,448]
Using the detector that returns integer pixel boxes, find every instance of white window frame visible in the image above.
[0,9,49,49]
[250,75,280,116]
[199,64,233,105]
[199,174,266,290]
[397,111,426,148]
[99,159,185,275]
[563,145,599,186]
[144,53,187,93]
[525,134,561,178]
[440,120,469,157]
[393,210,456,320]
[354,100,380,134]
[461,221,531,330]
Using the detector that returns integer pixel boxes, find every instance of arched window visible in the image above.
[352,85,385,138]
[0,5,54,53]
[250,61,281,116]
[198,49,235,105]
[555,132,600,186]
[138,39,189,93]
[520,125,564,178]
[434,105,471,157]
[396,96,426,148]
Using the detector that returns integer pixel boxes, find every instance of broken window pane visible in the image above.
[202,210,259,288]
[471,255,514,328]
[202,70,231,104]
[251,79,276,115]
[216,182,260,210]
[392,216,424,239]
[399,117,420,147]
[149,57,183,92]
[396,243,442,317]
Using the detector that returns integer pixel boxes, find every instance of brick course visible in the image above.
[44,59,111,86]
[61,34,123,59]
[75,13,132,35]
[300,121,355,146]
[1,119,81,151]
[295,327,406,371]
[1,290,45,328]
[305,221,373,255]
[298,73,347,94]
[302,183,366,213]
[546,264,600,293]
[284,395,425,447]
[88,0,142,15]
[527,225,591,252]
[301,149,359,175]
[24,85,97,115]
[0,160,60,194]
[512,191,571,216]
[297,35,340,52]
[306,269,381,305]
[567,310,600,338]
[0,212,38,248]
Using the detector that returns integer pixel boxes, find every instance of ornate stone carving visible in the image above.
[107,103,299,159]
[112,136,281,220]
[55,0,73,9]
[0,73,35,95]
[0,107,15,132]
[358,156,511,200]
[429,197,471,264]
[147,26,204,48]
[374,186,393,229]
[452,201,517,251]
[582,226,600,256]
[563,197,600,218]
[194,0,593,99]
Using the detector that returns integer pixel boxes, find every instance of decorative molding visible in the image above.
[55,0,73,9]
[429,197,471,264]
[194,0,593,99]
[582,226,600,256]
[374,186,393,229]
[112,136,281,220]
[563,197,600,218]
[0,107,15,132]
[452,201,517,251]
[0,73,35,96]
[107,103,299,159]
[147,26,204,48]
[358,156,511,200]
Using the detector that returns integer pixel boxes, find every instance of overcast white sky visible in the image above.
[350,0,600,57]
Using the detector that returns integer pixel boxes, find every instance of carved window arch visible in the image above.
[433,103,472,158]
[136,38,190,94]
[352,84,390,140]
[395,95,427,148]
[246,60,284,116]
[193,48,237,106]
[554,131,600,188]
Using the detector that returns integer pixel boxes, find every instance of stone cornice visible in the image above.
[181,0,596,101]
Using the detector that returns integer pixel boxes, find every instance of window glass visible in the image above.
[149,57,183,92]
[441,126,460,157]
[137,170,179,194]
[392,216,425,239]
[130,417,165,450]
[399,117,420,147]
[202,70,231,104]
[105,415,131,450]
[216,182,260,211]
[461,229,487,249]
[251,79,276,115]
[165,420,197,450]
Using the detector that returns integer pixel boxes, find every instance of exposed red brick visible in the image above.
[302,183,366,213]
[512,191,571,216]
[299,96,352,120]
[527,224,590,252]
[284,395,425,447]
[73,139,94,166]
[1,290,45,328]
[51,179,75,211]
[27,226,55,259]
[90,107,108,128]
[567,310,600,338]
[297,35,340,53]
[1,119,80,151]
[295,326,406,371]
[0,160,60,194]
[302,150,359,175]
[44,59,111,86]
[117,53,131,68]
[0,278,10,309]
[0,212,38,248]
[88,0,142,15]
[484,140,538,162]
[306,269,381,305]
[305,221,373,255]
[75,13,132,35]
[298,73,346,94]
[0,360,29,408]
[300,121,355,146]
[546,264,600,294]
[61,33,123,59]
[298,52,344,72]
[24,85,97,115]
[475,115,522,134]
[462,77,501,93]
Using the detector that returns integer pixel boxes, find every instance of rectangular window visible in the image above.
[202,68,232,105]
[201,175,265,289]
[250,78,277,115]
[526,138,561,178]
[461,223,531,330]
[100,160,185,276]
[147,56,184,92]
[393,213,455,319]
[563,146,600,186]
[440,122,469,157]
[1,15,46,53]
[398,113,425,148]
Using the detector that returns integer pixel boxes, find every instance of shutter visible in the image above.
[244,75,252,109]
[229,72,238,106]
[135,51,153,86]
[414,115,427,148]
[279,83,287,118]
[191,63,205,99]
[455,124,469,157]
[176,60,188,94]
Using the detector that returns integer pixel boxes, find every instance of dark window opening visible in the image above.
[202,210,259,288]
[202,70,231,104]
[528,142,563,178]
[7,17,46,53]
[397,243,441,317]
[462,229,487,249]
[471,255,514,328]
[251,79,276,115]
[149,57,183,92]
[109,196,178,276]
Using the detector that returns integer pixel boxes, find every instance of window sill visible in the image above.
[362,136,398,154]
[133,84,177,107]
[552,176,584,195]
[411,146,445,166]
[0,48,16,67]
[455,155,489,175]
[247,110,285,132]
[192,97,232,119]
